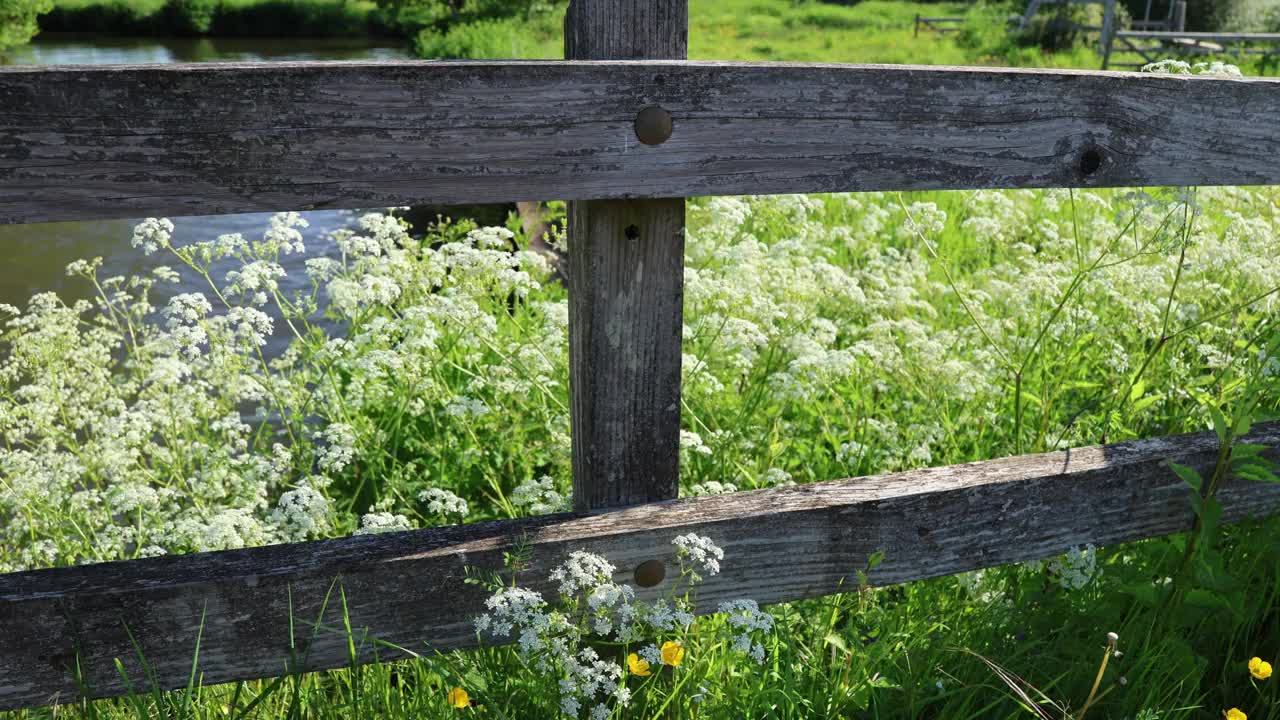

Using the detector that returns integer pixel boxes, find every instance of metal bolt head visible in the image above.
[635,106,673,146]
[634,559,666,587]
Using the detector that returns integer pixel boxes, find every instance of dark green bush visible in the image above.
[213,0,380,37]
[40,0,395,36]
[167,0,218,32]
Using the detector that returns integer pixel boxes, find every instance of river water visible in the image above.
[0,33,415,353]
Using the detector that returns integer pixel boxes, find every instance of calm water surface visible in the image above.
[1,34,415,353]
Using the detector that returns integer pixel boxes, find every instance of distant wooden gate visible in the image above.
[4,0,1280,709]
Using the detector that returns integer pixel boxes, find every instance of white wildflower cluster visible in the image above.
[679,429,713,456]
[353,511,413,535]
[418,488,468,521]
[264,211,309,254]
[471,538,770,717]
[1142,59,1242,76]
[268,479,333,541]
[512,476,570,515]
[762,468,794,486]
[955,568,1005,604]
[551,550,618,596]
[130,217,174,254]
[1047,544,1099,590]
[673,533,724,581]
[316,423,357,473]
[717,599,774,663]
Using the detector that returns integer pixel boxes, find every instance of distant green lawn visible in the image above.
[410,0,1107,67]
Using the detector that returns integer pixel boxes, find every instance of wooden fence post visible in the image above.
[1100,0,1117,68]
[564,0,688,510]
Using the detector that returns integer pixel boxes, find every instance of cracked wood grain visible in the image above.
[3,424,1280,709]
[3,61,1280,224]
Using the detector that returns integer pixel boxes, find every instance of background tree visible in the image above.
[0,0,52,52]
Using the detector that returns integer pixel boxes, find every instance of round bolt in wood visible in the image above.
[633,559,666,587]
[635,106,673,145]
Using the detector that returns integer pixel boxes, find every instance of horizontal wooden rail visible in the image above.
[2,424,1279,709]
[1116,31,1280,41]
[5,61,1280,224]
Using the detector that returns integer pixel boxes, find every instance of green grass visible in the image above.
[407,0,1106,65]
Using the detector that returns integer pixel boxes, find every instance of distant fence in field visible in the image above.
[5,0,1280,710]
[1097,0,1280,68]
[914,14,964,36]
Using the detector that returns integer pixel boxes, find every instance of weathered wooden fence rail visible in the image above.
[6,62,1280,225]
[4,425,1280,709]
[4,0,1280,710]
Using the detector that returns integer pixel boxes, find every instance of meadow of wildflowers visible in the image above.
[3,183,1280,718]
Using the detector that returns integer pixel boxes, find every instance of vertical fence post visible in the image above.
[1100,0,1117,68]
[1173,0,1187,32]
[564,0,688,511]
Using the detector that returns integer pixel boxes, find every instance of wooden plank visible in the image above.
[568,199,685,509]
[565,0,686,510]
[6,61,1280,224]
[4,424,1280,709]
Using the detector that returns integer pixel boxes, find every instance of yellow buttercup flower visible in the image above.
[627,653,652,677]
[447,687,470,709]
[1224,708,1247,720]
[661,640,686,667]
[1249,656,1272,680]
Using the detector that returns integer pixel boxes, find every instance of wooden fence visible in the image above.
[5,0,1280,710]
[913,15,964,36]
[1098,0,1280,68]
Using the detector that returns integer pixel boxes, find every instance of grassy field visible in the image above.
[410,0,1106,66]
[411,0,1270,71]
[6,2,1280,719]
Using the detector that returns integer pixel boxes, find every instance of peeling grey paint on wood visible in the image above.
[2,425,1280,709]
[3,61,1280,224]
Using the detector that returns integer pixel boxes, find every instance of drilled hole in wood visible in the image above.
[634,105,673,145]
[634,559,666,587]
[1078,147,1104,176]
[624,224,641,240]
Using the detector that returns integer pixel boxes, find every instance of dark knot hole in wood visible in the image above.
[624,224,641,240]
[1078,146,1105,176]
[634,559,666,587]
[635,106,673,145]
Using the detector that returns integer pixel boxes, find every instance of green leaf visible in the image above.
[1170,462,1203,493]
[1201,497,1223,534]
[1184,588,1226,610]
[1234,464,1280,484]
[824,633,849,654]
[1133,394,1164,413]
[866,549,886,571]
[1209,405,1229,445]
[1129,379,1146,402]
[1235,412,1253,437]
[1232,443,1268,459]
